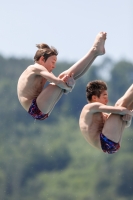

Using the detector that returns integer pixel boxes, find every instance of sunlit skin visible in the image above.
[41,56,57,72]
[17,32,107,117]
[79,88,133,151]
[17,55,72,111]
[90,90,108,105]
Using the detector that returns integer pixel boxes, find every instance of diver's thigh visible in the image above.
[37,84,62,113]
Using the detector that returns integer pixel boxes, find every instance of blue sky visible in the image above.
[0,0,132,63]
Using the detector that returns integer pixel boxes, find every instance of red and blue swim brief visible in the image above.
[100,133,120,154]
[28,99,48,120]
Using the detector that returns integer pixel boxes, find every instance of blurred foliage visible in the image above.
[0,54,133,200]
[108,60,133,104]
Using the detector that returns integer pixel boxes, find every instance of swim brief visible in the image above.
[100,133,120,154]
[28,99,48,120]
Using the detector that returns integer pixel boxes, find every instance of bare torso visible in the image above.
[79,106,108,149]
[79,105,126,149]
[17,65,46,111]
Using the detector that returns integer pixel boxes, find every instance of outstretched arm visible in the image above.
[85,102,133,116]
[32,65,72,92]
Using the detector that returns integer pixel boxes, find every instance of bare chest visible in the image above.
[89,113,105,134]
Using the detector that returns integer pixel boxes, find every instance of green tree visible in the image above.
[108,60,133,104]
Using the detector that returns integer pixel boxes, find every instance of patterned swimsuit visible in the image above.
[100,133,120,154]
[28,99,48,120]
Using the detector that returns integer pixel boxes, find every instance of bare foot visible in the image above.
[93,32,107,56]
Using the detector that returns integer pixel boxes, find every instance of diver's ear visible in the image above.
[92,95,98,102]
[40,56,45,62]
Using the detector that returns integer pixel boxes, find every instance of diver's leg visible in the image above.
[37,84,64,115]
[59,32,107,80]
[115,84,133,110]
